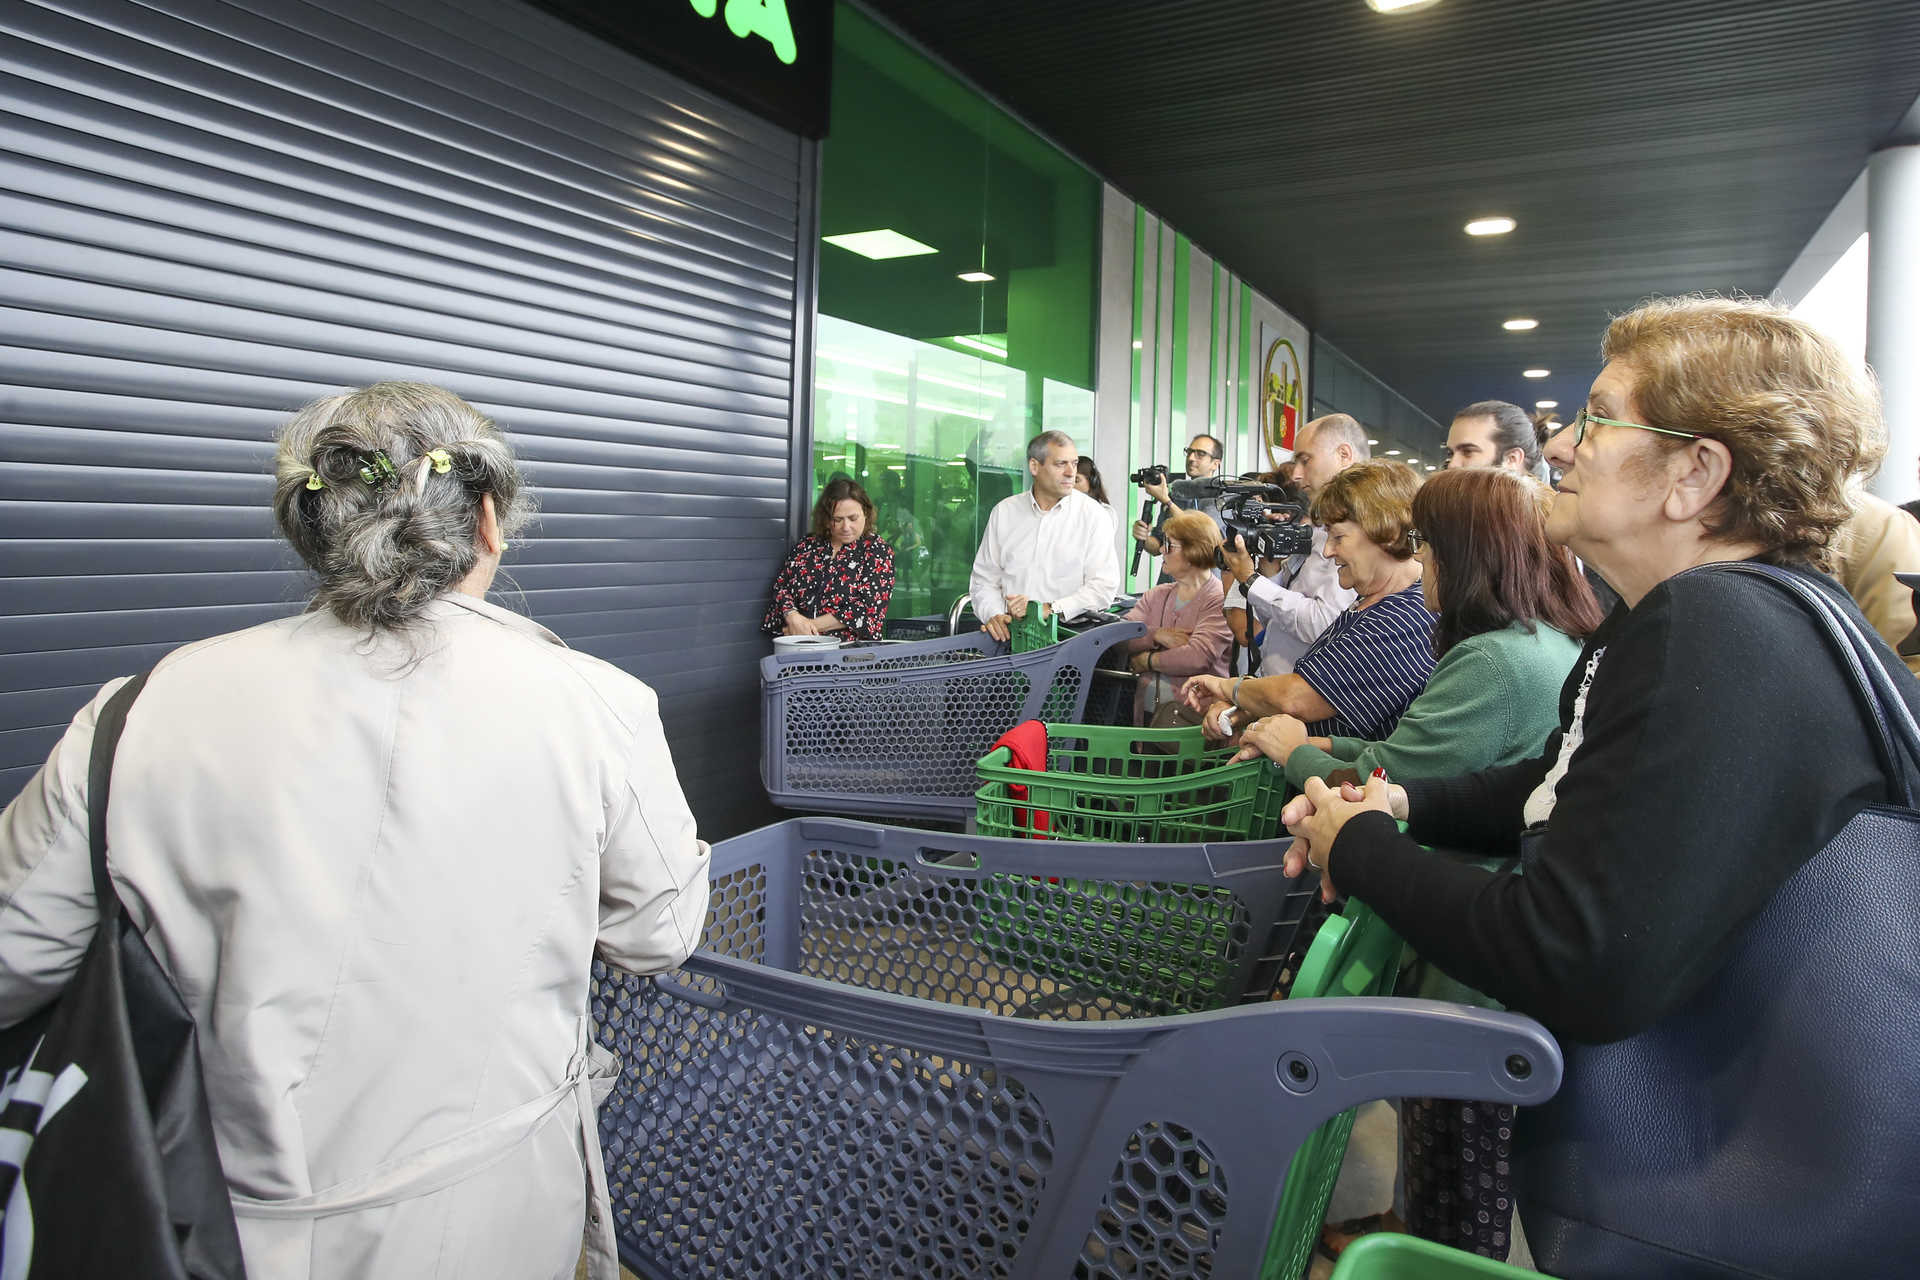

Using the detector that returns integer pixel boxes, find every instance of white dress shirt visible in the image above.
[970,488,1120,621]
[1244,525,1356,675]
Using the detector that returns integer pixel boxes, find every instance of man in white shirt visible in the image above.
[970,430,1120,643]
[1221,414,1365,674]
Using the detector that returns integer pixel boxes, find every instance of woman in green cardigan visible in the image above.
[1233,466,1604,792]
[1232,466,1604,1262]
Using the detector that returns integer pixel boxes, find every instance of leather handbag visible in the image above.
[1517,562,1920,1278]
[0,674,247,1278]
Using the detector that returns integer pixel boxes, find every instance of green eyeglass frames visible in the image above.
[1568,408,1703,447]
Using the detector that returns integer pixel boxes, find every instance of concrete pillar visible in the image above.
[1868,143,1920,502]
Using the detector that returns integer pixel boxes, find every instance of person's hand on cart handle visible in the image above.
[1230,714,1308,764]
[983,613,1012,643]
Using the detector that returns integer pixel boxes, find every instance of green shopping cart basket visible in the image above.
[1258,898,1407,1280]
[975,721,1290,843]
[1330,1231,1541,1278]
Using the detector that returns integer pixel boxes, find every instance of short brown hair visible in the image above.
[1310,459,1420,559]
[810,475,875,541]
[1601,295,1885,570]
[1412,468,1604,656]
[1161,509,1222,568]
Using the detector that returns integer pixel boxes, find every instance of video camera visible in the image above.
[1129,464,1169,487]
[1168,477,1315,565]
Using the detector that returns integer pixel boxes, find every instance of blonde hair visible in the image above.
[1601,295,1884,569]
[1161,509,1223,568]
[1309,459,1420,559]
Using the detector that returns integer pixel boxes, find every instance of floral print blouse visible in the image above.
[762,533,896,640]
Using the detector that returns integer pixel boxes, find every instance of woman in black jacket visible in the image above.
[1282,296,1920,1277]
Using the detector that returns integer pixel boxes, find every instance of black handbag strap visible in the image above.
[1690,561,1920,807]
[87,671,151,920]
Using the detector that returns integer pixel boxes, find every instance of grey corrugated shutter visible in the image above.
[0,0,804,836]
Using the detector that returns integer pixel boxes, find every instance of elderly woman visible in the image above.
[1233,466,1602,1261]
[764,475,895,640]
[0,382,710,1280]
[1184,459,1435,742]
[1281,297,1920,1277]
[1119,510,1231,722]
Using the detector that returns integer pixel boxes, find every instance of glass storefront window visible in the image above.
[813,4,1099,624]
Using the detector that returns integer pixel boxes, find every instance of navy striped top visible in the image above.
[1294,584,1438,740]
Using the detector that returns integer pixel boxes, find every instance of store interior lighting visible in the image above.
[822,229,938,259]
[956,270,995,283]
[1465,217,1516,237]
[1502,318,1538,331]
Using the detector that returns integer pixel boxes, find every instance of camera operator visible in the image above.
[1226,414,1367,674]
[1131,434,1227,554]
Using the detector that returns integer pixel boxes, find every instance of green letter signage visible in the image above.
[688,0,797,65]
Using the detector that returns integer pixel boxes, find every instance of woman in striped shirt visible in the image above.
[1185,459,1435,741]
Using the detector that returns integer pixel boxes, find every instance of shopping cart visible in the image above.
[761,622,1144,821]
[589,819,1561,1280]
[976,722,1290,843]
[1331,1232,1539,1278]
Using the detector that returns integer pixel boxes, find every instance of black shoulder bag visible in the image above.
[1518,562,1920,1279]
[0,674,246,1278]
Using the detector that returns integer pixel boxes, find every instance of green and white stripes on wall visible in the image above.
[1098,190,1311,593]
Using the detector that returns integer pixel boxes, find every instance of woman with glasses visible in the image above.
[1183,459,1435,744]
[1230,466,1601,1261]
[1279,296,1920,1277]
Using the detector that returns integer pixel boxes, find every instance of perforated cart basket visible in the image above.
[1258,899,1407,1280]
[760,621,1145,821]
[588,820,1563,1280]
[976,722,1290,844]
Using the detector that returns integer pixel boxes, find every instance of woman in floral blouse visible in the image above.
[764,475,896,640]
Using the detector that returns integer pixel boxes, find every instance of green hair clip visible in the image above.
[357,450,399,489]
[305,472,325,491]
[425,447,452,474]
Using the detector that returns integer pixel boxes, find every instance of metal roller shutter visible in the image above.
[0,0,807,835]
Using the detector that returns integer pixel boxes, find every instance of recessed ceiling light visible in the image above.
[957,270,995,283]
[1523,368,1550,378]
[1535,400,1559,409]
[1367,438,1380,445]
[1502,318,1538,331]
[1367,0,1442,11]
[1425,465,1438,471]
[1132,340,1143,349]
[823,229,938,260]
[1385,449,1402,456]
[951,334,1007,359]
[1465,217,1517,237]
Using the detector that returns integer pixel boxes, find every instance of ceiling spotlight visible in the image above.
[823,229,938,259]
[1523,368,1550,379]
[1465,217,1517,237]
[1367,438,1380,445]
[1502,318,1538,331]
[1385,449,1402,456]
[1425,465,1438,471]
[1535,400,1559,409]
[957,270,995,283]
[1367,0,1442,11]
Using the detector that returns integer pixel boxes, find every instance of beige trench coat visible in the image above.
[0,594,711,1279]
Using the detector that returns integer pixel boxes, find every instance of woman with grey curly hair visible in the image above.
[0,381,710,1280]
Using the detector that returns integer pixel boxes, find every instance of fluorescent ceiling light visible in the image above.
[1367,0,1441,11]
[823,229,938,260]
[1425,465,1438,471]
[1535,400,1558,409]
[1523,368,1550,378]
[1465,217,1517,237]
[1367,438,1380,445]
[957,270,995,283]
[886,464,906,470]
[1502,318,1538,331]
[951,334,1007,359]
[1385,449,1402,456]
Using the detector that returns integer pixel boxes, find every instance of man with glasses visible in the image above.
[1131,434,1228,556]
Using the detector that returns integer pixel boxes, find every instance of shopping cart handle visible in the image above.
[653,972,728,1010]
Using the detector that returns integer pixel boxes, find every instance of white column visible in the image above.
[1868,143,1920,502]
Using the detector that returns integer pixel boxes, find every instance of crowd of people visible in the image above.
[3,294,1914,1279]
[763,293,1920,1272]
